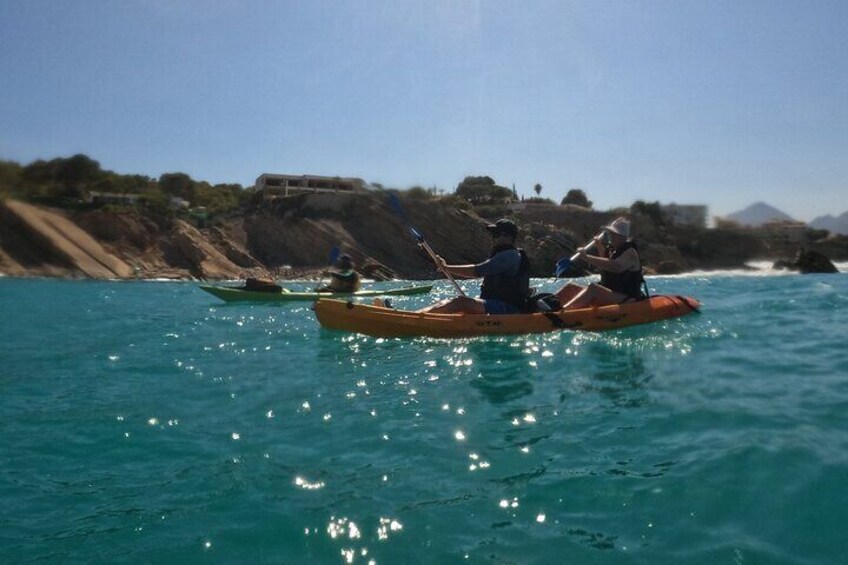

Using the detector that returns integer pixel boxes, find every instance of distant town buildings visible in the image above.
[750,220,808,244]
[660,203,708,228]
[84,190,193,211]
[255,174,366,197]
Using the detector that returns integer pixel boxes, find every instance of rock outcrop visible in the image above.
[0,200,134,278]
[774,249,838,274]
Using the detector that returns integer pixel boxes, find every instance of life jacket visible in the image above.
[479,245,531,309]
[329,269,360,292]
[599,240,648,300]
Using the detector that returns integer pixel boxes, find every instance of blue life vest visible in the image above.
[479,245,531,309]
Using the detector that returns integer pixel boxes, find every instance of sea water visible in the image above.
[1,270,847,564]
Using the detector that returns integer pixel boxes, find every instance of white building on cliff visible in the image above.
[255,173,366,197]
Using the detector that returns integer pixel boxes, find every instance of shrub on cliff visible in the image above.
[0,160,24,199]
[524,197,555,205]
[440,195,473,211]
[404,186,433,200]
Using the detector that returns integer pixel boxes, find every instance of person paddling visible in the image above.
[555,217,647,309]
[416,219,531,314]
[317,254,361,293]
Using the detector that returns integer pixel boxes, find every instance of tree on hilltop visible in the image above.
[56,154,102,191]
[455,176,513,204]
[631,200,668,227]
[21,154,104,199]
[534,183,542,197]
[561,188,592,209]
[158,172,195,200]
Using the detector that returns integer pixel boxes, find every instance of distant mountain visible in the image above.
[810,211,848,235]
[726,202,796,227]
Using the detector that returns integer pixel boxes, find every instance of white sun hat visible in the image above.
[602,217,631,238]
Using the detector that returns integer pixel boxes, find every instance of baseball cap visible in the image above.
[485,218,518,237]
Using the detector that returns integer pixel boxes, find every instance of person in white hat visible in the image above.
[555,217,647,309]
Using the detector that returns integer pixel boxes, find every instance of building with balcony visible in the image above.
[255,173,366,197]
[751,220,809,244]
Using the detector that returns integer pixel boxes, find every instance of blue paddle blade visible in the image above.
[388,192,426,243]
[388,192,404,219]
[328,246,340,265]
[554,257,572,278]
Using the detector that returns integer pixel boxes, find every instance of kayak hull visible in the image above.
[199,284,433,303]
[313,295,701,337]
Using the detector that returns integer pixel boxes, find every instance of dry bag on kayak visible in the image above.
[243,278,282,293]
[525,292,562,313]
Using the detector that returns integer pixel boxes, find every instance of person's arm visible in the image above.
[434,251,519,279]
[578,248,639,273]
[472,250,520,277]
[433,256,479,278]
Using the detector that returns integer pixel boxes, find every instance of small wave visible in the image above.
[654,260,847,279]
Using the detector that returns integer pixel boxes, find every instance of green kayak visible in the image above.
[199,284,433,303]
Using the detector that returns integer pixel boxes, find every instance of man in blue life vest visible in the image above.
[418,219,531,314]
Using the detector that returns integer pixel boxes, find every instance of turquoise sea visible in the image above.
[2,270,847,564]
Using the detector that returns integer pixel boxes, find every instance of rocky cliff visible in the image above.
[1,194,845,280]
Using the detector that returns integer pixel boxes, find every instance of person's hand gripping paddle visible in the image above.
[388,193,466,297]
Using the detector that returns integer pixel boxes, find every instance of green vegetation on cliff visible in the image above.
[0,154,252,217]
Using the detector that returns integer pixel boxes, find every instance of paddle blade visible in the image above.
[388,192,425,242]
[554,257,572,278]
[328,246,340,265]
[387,192,405,219]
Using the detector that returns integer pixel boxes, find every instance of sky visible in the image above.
[1,0,846,222]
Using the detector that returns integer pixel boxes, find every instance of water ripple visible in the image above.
[1,276,847,563]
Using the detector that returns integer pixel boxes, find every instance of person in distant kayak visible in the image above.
[417,219,531,314]
[317,254,361,293]
[555,217,647,309]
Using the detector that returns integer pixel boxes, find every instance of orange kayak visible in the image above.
[313,295,701,338]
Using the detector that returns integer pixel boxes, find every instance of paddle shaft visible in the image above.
[571,234,604,262]
[420,239,466,297]
[555,233,606,277]
[388,193,466,297]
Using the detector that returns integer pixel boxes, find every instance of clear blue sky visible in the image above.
[1,0,846,221]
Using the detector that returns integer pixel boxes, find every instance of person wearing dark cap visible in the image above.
[419,218,531,314]
[317,254,361,293]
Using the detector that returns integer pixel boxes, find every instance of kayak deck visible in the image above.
[313,295,701,337]
[199,284,433,303]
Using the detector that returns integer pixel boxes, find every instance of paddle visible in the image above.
[554,233,605,278]
[388,192,466,297]
[328,245,340,266]
[314,246,342,292]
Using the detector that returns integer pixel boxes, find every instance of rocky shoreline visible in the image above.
[1,194,846,281]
